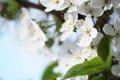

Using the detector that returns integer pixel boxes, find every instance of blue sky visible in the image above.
[0,31,48,80]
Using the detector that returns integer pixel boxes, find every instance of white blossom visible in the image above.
[76,16,97,47]
[79,32,103,61]
[40,0,70,12]
[60,13,78,41]
[67,0,89,13]
[78,3,103,17]
[54,40,88,80]
[103,24,115,36]
[90,0,120,10]
[103,18,120,46]
[70,0,89,6]
[19,7,46,49]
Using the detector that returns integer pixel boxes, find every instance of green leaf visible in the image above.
[42,61,60,80]
[62,57,105,80]
[1,0,20,19]
[90,76,106,80]
[96,35,112,71]
[97,36,112,61]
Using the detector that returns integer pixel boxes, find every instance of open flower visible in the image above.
[90,0,120,10]
[19,7,46,49]
[54,40,88,80]
[60,13,78,41]
[67,0,89,13]
[103,18,120,46]
[40,0,70,12]
[78,3,103,17]
[76,16,97,47]
[80,32,103,60]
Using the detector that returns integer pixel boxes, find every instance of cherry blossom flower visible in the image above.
[103,18,120,45]
[40,0,70,12]
[54,40,88,80]
[90,0,120,10]
[76,16,97,47]
[80,32,103,61]
[19,7,46,49]
[67,0,89,13]
[60,13,78,41]
[78,3,103,17]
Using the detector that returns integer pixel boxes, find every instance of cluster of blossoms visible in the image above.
[1,0,120,80]
[39,0,120,79]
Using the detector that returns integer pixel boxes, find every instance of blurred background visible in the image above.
[0,0,52,80]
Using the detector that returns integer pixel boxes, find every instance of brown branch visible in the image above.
[16,0,64,22]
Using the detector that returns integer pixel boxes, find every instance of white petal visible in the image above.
[81,16,93,30]
[64,13,78,23]
[67,5,77,13]
[45,5,56,12]
[60,31,72,41]
[20,7,30,21]
[104,3,113,10]
[77,34,92,47]
[114,18,120,33]
[90,28,97,38]
[115,7,120,15]
[56,0,70,11]
[111,65,120,77]
[86,16,93,28]
[70,0,89,6]
[93,32,103,45]
[40,0,50,7]
[76,19,84,29]
[112,0,120,8]
[113,36,120,48]
[90,0,104,8]
[103,24,115,36]
[92,8,104,17]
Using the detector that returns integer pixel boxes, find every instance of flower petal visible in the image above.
[111,65,120,77]
[60,31,73,41]
[114,18,120,33]
[92,8,104,17]
[103,24,115,36]
[90,28,97,38]
[93,32,103,45]
[77,34,92,47]
[90,0,104,8]
[76,19,84,29]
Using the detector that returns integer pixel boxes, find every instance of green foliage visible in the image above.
[62,57,105,80]
[97,36,112,61]
[42,61,60,80]
[1,0,20,19]
[46,38,54,48]
[62,35,112,80]
[90,76,106,80]
[97,35,112,69]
